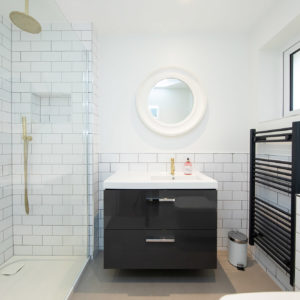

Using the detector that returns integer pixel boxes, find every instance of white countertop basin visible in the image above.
[103,171,218,189]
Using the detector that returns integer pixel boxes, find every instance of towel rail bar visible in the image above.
[249,121,300,286]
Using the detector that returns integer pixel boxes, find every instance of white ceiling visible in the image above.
[0,0,281,34]
[56,0,281,35]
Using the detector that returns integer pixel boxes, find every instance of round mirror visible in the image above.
[148,78,194,124]
[136,68,207,136]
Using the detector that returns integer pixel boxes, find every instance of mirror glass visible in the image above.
[148,78,194,124]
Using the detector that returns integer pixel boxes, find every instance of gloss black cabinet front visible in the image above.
[104,189,217,269]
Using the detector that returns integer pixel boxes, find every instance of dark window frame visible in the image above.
[290,48,300,111]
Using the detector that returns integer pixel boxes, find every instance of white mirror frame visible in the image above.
[136,68,207,136]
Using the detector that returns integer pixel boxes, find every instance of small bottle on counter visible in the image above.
[184,157,192,175]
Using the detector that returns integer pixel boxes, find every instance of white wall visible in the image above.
[250,0,300,123]
[98,33,254,153]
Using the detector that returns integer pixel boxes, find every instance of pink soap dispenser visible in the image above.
[184,157,192,175]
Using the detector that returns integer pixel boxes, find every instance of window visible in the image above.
[284,41,300,116]
[290,49,300,110]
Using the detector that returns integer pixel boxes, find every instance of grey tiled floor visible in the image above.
[70,251,280,300]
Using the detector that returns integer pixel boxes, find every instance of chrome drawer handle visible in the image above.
[145,238,175,243]
[159,197,175,202]
[146,197,175,203]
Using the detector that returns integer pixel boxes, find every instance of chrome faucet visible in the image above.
[170,158,175,176]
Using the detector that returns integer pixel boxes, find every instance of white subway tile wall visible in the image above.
[89,28,100,256]
[11,22,93,257]
[0,16,13,265]
[98,153,249,250]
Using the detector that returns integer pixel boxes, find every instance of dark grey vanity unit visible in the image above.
[104,188,217,269]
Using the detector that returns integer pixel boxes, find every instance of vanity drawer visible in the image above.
[104,189,217,230]
[104,229,216,269]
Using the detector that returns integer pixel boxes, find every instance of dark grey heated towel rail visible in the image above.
[249,121,300,286]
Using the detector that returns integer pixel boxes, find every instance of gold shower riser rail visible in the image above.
[22,116,32,215]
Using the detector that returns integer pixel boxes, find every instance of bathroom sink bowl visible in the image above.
[103,171,217,189]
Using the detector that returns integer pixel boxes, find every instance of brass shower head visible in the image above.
[10,0,41,34]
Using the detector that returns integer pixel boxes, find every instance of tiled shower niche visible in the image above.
[31,93,72,124]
